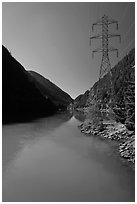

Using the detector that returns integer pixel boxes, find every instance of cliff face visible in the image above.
[2,46,72,123]
[29,71,73,109]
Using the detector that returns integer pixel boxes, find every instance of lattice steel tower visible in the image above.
[90,14,121,104]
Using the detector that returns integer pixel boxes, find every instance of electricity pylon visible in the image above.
[90,14,121,107]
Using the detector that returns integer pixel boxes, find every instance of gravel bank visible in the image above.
[79,120,135,165]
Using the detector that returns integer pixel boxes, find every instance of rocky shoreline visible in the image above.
[78,120,135,166]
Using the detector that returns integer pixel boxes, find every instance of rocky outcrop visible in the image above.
[79,118,135,165]
[119,134,135,164]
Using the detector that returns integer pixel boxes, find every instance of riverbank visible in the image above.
[3,113,135,201]
[79,119,135,167]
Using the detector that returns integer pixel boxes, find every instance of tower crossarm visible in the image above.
[92,47,103,58]
[107,17,119,29]
[90,34,103,40]
[92,46,119,58]
[92,19,103,32]
[92,16,119,32]
[108,33,121,42]
[90,33,121,41]
[108,47,119,57]
[90,34,102,46]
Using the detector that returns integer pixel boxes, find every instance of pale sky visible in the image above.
[2,2,135,99]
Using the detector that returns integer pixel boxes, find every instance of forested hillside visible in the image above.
[73,90,89,109]
[75,48,135,130]
[78,48,135,164]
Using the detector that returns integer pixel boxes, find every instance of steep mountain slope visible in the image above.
[78,48,135,165]
[88,49,134,104]
[74,48,135,129]
[2,45,69,123]
[73,90,89,109]
[29,71,73,109]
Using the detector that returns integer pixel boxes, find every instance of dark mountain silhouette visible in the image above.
[29,71,73,109]
[2,45,72,123]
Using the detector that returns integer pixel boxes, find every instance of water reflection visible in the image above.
[2,111,135,202]
[2,112,73,172]
[73,110,86,122]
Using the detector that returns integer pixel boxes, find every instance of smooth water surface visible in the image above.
[2,112,135,202]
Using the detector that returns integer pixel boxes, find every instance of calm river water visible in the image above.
[2,112,135,202]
